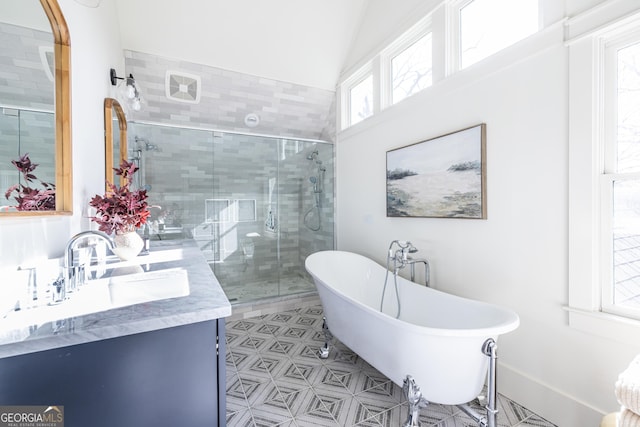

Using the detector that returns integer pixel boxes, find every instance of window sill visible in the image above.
[564,306,640,346]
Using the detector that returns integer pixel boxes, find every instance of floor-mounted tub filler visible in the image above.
[305,248,520,427]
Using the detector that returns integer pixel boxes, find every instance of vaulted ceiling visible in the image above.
[114,0,368,91]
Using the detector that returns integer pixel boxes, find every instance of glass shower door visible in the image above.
[210,132,280,302]
[128,121,334,305]
[128,122,215,244]
[276,138,334,297]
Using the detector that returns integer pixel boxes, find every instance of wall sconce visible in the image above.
[110,68,142,111]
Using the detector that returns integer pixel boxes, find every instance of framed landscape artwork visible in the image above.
[386,124,486,219]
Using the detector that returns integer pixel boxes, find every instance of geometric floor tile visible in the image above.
[226,304,557,427]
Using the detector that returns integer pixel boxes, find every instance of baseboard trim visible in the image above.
[499,362,605,426]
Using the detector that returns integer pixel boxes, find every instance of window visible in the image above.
[601,34,640,319]
[458,0,539,69]
[339,1,543,130]
[391,33,433,105]
[567,7,640,341]
[349,74,374,126]
[341,16,433,129]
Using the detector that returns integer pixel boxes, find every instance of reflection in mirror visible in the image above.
[0,0,71,215]
[104,98,127,190]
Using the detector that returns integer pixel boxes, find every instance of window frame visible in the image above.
[338,0,547,131]
[447,0,542,73]
[567,9,640,343]
[339,15,433,130]
[380,16,433,108]
[340,64,374,129]
[600,29,640,320]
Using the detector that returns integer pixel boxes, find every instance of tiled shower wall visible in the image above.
[121,50,337,296]
[130,122,334,289]
[0,23,55,208]
[0,23,54,110]
[124,50,336,141]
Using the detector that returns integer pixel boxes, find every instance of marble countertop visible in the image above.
[0,239,232,358]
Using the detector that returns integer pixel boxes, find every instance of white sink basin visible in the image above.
[108,268,189,307]
[0,267,190,335]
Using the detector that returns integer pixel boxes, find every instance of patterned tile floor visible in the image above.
[225,304,557,427]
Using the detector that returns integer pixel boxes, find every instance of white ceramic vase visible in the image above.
[112,230,144,261]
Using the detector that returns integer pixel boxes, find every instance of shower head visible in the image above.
[135,136,160,151]
[306,150,318,161]
[309,176,317,184]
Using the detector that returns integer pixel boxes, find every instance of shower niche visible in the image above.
[128,122,334,303]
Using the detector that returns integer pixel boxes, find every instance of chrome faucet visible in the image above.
[387,240,430,286]
[407,257,430,287]
[387,240,417,272]
[64,230,115,294]
[382,240,426,318]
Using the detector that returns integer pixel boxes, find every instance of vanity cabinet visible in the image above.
[0,318,226,427]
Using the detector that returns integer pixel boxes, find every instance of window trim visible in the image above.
[339,0,553,132]
[340,63,373,130]
[380,15,433,109]
[338,1,554,133]
[600,30,640,320]
[447,0,541,72]
[567,9,640,342]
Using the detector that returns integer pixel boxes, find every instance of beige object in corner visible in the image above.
[601,412,618,427]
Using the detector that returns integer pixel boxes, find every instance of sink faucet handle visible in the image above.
[51,276,66,304]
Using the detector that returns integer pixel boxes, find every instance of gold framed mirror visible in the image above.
[0,0,71,215]
[104,98,127,190]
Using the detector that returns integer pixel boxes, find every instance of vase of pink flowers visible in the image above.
[89,160,149,261]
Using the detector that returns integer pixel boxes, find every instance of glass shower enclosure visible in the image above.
[128,122,334,304]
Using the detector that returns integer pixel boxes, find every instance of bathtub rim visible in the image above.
[305,250,520,338]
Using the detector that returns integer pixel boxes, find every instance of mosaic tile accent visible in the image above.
[226,304,557,427]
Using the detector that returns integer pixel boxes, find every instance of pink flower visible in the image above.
[89,160,149,235]
[4,153,56,211]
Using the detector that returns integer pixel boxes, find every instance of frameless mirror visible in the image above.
[0,0,71,215]
[104,98,127,190]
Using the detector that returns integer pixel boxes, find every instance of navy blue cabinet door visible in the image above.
[0,319,226,427]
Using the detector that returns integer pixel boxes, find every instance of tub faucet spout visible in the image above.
[408,257,430,287]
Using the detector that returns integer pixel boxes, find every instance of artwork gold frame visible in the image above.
[386,124,486,219]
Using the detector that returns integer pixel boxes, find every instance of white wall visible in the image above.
[0,0,122,266]
[339,0,435,75]
[336,1,640,426]
[115,0,366,91]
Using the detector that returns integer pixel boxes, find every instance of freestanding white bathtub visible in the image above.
[305,250,519,425]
